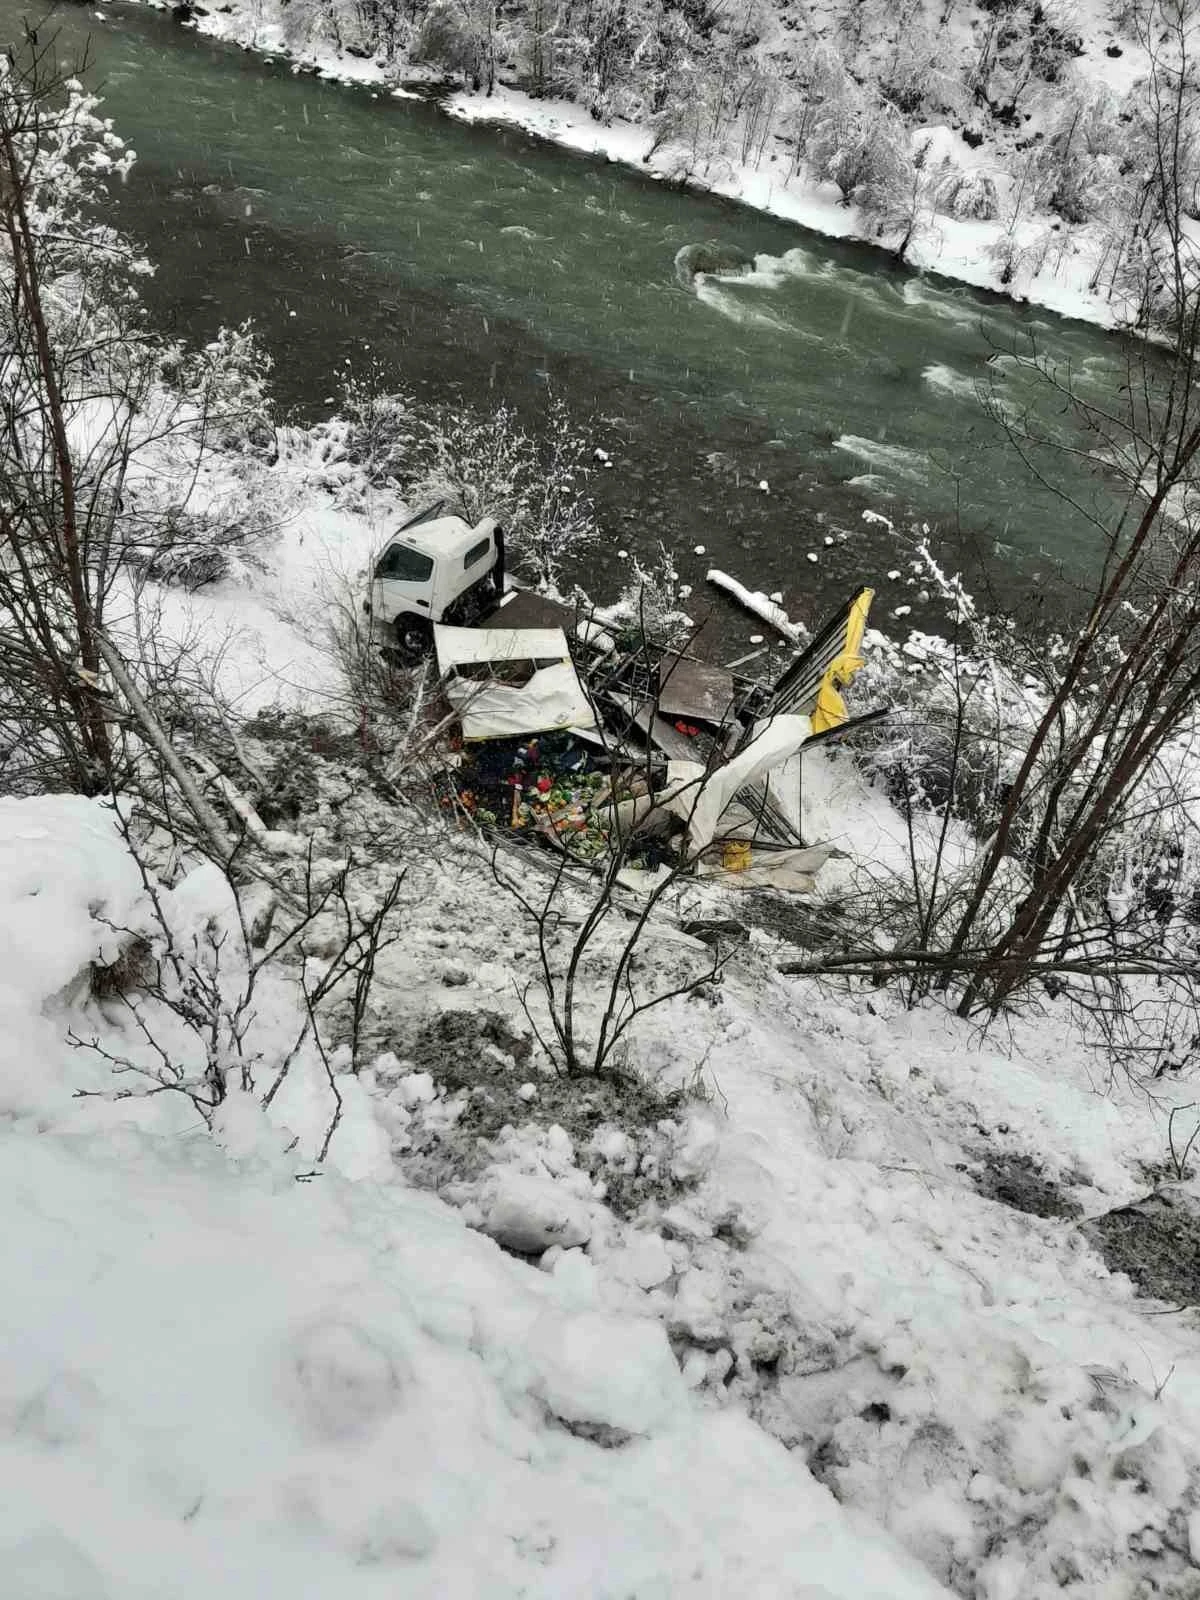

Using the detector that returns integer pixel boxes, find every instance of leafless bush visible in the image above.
[491,833,725,1081]
[486,626,773,1078]
[601,541,696,645]
[772,509,1200,1035]
[69,805,404,1159]
[1167,1104,1200,1179]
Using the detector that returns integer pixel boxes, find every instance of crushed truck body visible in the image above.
[438,588,883,891]
[366,519,885,890]
[434,625,597,742]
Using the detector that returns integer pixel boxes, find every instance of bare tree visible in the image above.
[772,486,1200,1043]
[0,30,270,820]
[764,6,1200,1026]
[0,30,128,792]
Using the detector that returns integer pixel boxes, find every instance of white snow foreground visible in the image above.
[1,1128,943,1599]
[0,796,948,1600]
[8,746,1200,1597]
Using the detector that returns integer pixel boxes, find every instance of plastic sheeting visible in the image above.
[434,625,597,741]
[662,713,813,855]
[696,843,836,892]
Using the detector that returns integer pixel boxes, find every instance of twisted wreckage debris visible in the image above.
[422,578,884,893]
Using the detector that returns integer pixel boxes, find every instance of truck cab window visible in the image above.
[376,543,434,583]
[463,537,492,571]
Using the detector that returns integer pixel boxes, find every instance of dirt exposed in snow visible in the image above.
[970,1148,1086,1222]
[1084,1187,1200,1310]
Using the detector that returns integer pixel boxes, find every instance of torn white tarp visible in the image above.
[696,843,837,891]
[663,713,813,855]
[434,625,598,741]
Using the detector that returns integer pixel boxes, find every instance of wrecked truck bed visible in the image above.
[426,585,886,889]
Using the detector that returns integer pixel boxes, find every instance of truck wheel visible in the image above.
[394,619,432,663]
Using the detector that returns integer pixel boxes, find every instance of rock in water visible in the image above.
[675,241,756,290]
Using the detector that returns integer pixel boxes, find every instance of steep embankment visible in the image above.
[10,412,1199,1600]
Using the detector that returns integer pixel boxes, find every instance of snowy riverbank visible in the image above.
[444,86,1123,330]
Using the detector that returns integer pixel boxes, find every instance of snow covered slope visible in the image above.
[0,793,957,1600]
[7,740,1200,1598]
[6,354,1200,1600]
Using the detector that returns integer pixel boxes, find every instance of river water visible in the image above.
[12,0,1138,630]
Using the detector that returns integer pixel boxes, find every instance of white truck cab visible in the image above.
[366,502,504,657]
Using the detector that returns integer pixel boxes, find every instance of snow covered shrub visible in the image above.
[412,3,478,80]
[118,430,280,590]
[123,501,270,589]
[601,541,695,644]
[89,933,155,1001]
[278,0,408,60]
[1107,0,1150,37]
[860,598,1184,939]
[1028,0,1084,82]
[1033,89,1122,226]
[931,164,1000,221]
[159,322,276,456]
[1103,81,1200,332]
[857,632,1014,824]
[1068,730,1200,951]
[781,43,848,170]
[408,395,598,589]
[274,0,337,54]
[70,806,405,1152]
[554,0,639,120]
[879,30,966,122]
[643,73,732,179]
[988,221,1054,286]
[411,0,501,91]
[411,399,530,524]
[808,88,910,212]
[332,365,420,487]
[806,84,870,203]
[283,379,597,587]
[639,10,703,125]
[853,540,1042,830]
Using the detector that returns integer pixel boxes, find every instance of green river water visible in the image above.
[7,0,1141,628]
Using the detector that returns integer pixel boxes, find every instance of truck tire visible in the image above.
[393,617,432,664]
